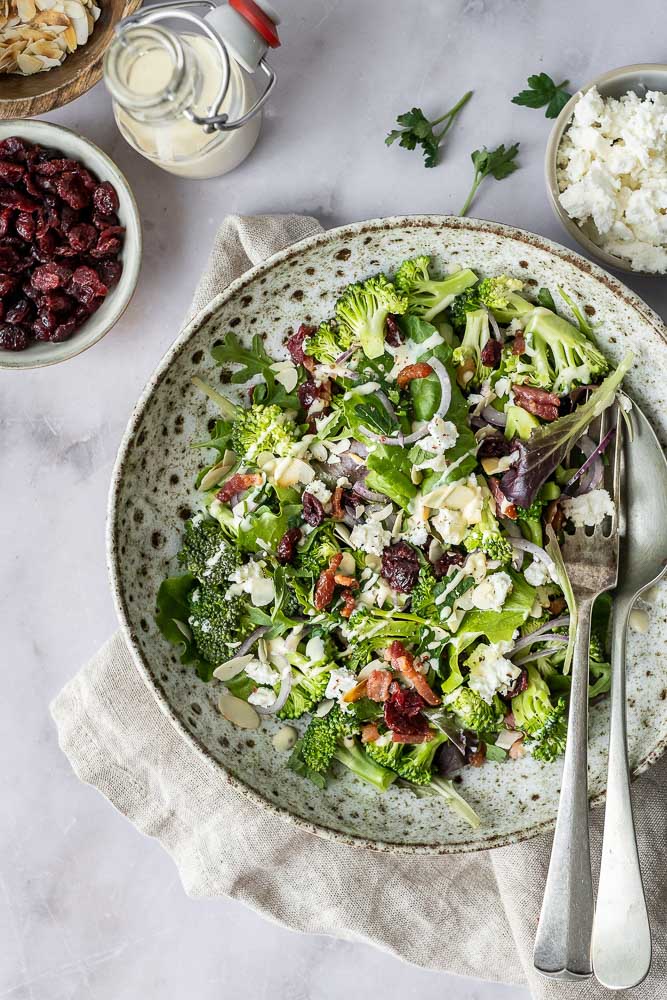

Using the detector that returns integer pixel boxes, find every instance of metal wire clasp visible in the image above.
[116,0,276,134]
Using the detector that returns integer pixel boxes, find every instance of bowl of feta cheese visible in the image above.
[545,64,667,275]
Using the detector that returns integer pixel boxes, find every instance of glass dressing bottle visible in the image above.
[103,0,280,179]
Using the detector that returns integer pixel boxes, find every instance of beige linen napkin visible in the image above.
[52,215,667,998]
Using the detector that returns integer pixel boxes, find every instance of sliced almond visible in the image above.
[16,0,36,21]
[212,654,254,682]
[16,48,41,71]
[62,22,76,49]
[218,693,260,730]
[272,725,298,752]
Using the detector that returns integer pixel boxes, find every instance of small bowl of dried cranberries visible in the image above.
[0,118,141,370]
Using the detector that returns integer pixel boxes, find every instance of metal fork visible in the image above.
[534,407,622,980]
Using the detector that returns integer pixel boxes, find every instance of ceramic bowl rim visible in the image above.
[544,62,667,277]
[0,118,142,371]
[107,213,667,855]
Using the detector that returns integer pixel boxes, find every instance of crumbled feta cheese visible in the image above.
[336,476,352,488]
[558,86,667,272]
[245,658,280,686]
[349,521,391,556]
[418,415,459,456]
[304,480,332,506]
[226,561,275,606]
[431,506,468,545]
[325,668,358,707]
[494,376,511,398]
[401,519,429,547]
[248,687,277,708]
[468,571,513,611]
[524,558,551,587]
[467,640,521,703]
[561,488,614,527]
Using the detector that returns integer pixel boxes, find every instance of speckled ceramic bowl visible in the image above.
[108,215,667,854]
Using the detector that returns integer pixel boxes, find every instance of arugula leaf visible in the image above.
[458,570,537,644]
[460,143,520,216]
[512,73,571,119]
[385,91,473,168]
[211,332,301,407]
[365,444,417,509]
[155,573,215,681]
[536,287,557,312]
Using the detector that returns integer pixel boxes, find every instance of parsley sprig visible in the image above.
[459,143,520,216]
[511,73,571,119]
[385,90,473,168]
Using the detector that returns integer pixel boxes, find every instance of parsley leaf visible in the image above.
[459,142,520,216]
[511,73,571,119]
[386,91,472,168]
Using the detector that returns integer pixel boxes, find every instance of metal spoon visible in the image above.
[592,396,667,990]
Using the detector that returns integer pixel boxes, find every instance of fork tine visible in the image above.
[610,403,624,536]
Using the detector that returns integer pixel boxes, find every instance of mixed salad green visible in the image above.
[157,255,630,828]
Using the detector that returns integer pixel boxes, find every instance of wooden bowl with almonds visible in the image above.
[0,0,141,118]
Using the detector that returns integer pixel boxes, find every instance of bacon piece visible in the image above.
[548,595,567,616]
[512,384,560,422]
[331,485,345,521]
[396,362,434,389]
[361,722,381,744]
[384,640,440,706]
[339,589,356,619]
[392,729,433,744]
[216,472,262,504]
[313,552,342,610]
[545,499,565,533]
[468,741,487,766]
[480,339,502,368]
[488,475,517,520]
[366,669,393,702]
[512,331,526,355]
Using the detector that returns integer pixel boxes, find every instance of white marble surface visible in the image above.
[2,1,667,997]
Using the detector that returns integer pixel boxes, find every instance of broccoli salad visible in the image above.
[157,255,631,829]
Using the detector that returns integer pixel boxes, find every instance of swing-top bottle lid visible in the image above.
[206,0,280,73]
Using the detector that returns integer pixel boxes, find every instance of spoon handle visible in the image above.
[533,596,594,980]
[592,597,651,989]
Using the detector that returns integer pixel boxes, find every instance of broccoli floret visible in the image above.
[446,686,505,732]
[589,633,605,663]
[394,730,449,784]
[296,524,340,579]
[277,669,330,720]
[187,584,245,664]
[335,274,408,360]
[512,665,568,762]
[410,564,438,619]
[463,494,513,564]
[298,707,397,790]
[523,307,610,393]
[452,309,494,386]
[477,275,525,312]
[448,285,482,330]
[394,255,478,322]
[589,659,611,698]
[303,320,354,365]
[364,739,405,772]
[178,517,241,585]
[520,612,552,637]
[515,498,548,548]
[231,403,297,461]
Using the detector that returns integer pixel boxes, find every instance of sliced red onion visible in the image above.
[513,644,568,665]
[235,625,271,658]
[511,632,569,657]
[488,311,503,342]
[481,404,507,428]
[429,356,452,420]
[254,668,293,716]
[352,480,388,502]
[335,347,356,364]
[510,538,558,580]
[566,427,614,495]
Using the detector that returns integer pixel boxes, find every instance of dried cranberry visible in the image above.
[96,259,122,287]
[41,291,72,314]
[276,527,301,565]
[505,669,528,699]
[0,323,29,350]
[92,210,119,230]
[0,188,38,212]
[22,279,41,303]
[381,541,420,593]
[385,314,402,347]
[0,246,20,270]
[32,310,57,339]
[302,490,326,527]
[298,377,331,415]
[433,550,466,579]
[50,317,78,342]
[32,262,72,292]
[0,160,24,184]
[15,212,35,241]
[286,323,315,365]
[480,338,502,368]
[67,223,97,251]
[0,273,18,297]
[92,181,119,216]
[5,298,32,325]
[35,157,80,177]
[56,172,90,210]
[59,204,79,233]
[90,232,122,259]
[0,206,13,237]
[34,230,57,258]
[0,137,31,161]
[384,687,428,735]
[477,434,513,459]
